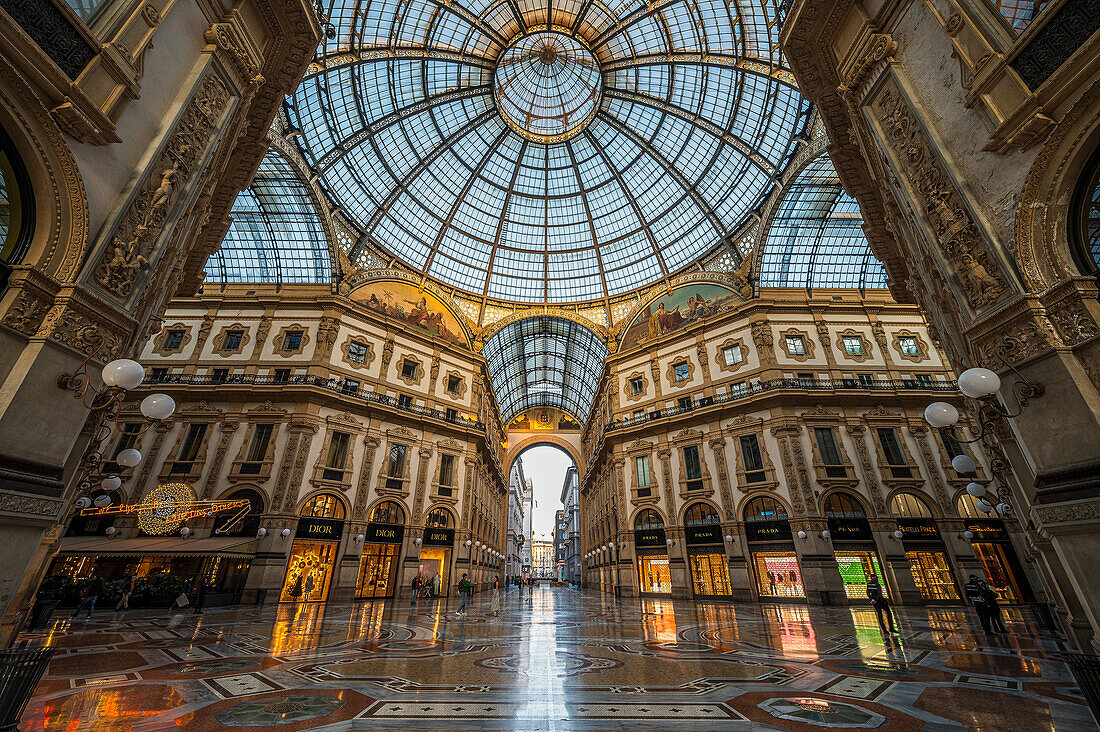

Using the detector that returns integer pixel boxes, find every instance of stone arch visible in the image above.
[0,62,87,281]
[504,433,584,478]
[678,498,721,525]
[1015,77,1100,291]
[738,492,794,521]
[295,489,349,520]
[818,487,872,517]
[424,503,457,527]
[884,487,943,518]
[365,497,408,524]
[630,505,666,528]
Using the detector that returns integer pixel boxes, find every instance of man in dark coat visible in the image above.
[964,574,995,635]
[866,574,898,634]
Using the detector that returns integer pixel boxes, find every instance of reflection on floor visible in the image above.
[19,587,1097,731]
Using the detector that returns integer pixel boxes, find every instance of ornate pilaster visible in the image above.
[656,448,674,520]
[412,446,433,522]
[909,425,954,515]
[709,436,735,520]
[201,419,240,499]
[282,430,316,512]
[846,425,887,515]
[352,435,380,520]
[771,427,806,515]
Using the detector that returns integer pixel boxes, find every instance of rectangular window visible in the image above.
[941,432,968,462]
[899,336,920,356]
[151,367,168,381]
[445,408,458,421]
[633,409,645,420]
[446,375,461,393]
[439,454,456,496]
[857,373,875,386]
[165,330,185,350]
[283,330,303,351]
[223,330,243,351]
[785,336,805,355]
[171,424,208,474]
[240,424,273,474]
[842,336,863,355]
[739,434,766,482]
[730,381,748,397]
[348,342,368,363]
[211,368,228,384]
[915,373,934,386]
[273,368,290,384]
[635,455,651,488]
[723,344,743,366]
[683,445,703,491]
[397,393,412,408]
[673,362,690,382]
[386,443,407,491]
[401,359,418,379]
[322,431,350,481]
[797,372,815,388]
[814,427,846,477]
[342,378,359,395]
[877,427,913,478]
[629,376,644,395]
[678,396,693,410]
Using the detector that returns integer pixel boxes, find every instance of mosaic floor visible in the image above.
[18,587,1097,731]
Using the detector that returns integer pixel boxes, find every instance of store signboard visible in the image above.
[965,520,1007,541]
[897,518,939,540]
[685,524,723,545]
[296,517,344,541]
[634,527,667,547]
[827,517,873,542]
[424,527,455,546]
[365,522,404,544]
[745,520,791,542]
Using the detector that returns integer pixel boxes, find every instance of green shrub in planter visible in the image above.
[132,574,184,607]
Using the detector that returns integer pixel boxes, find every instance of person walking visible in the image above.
[964,574,995,635]
[411,574,422,607]
[71,576,102,620]
[980,578,1008,633]
[489,576,501,616]
[457,573,472,615]
[865,574,898,634]
[432,573,441,599]
[116,574,136,611]
[174,577,192,611]
[192,576,207,614]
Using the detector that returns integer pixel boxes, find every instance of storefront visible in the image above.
[356,521,404,600]
[966,520,1032,603]
[895,518,959,602]
[744,497,805,600]
[828,517,888,600]
[685,524,730,597]
[421,525,454,592]
[634,526,670,595]
[281,495,347,603]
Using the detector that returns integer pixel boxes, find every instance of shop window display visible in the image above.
[752,552,805,598]
[356,544,399,600]
[834,551,888,599]
[905,550,959,600]
[280,540,337,602]
[638,556,671,594]
[689,554,730,596]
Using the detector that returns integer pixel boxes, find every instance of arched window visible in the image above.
[214,488,265,536]
[635,509,664,530]
[955,492,989,520]
[370,501,404,524]
[823,492,865,518]
[684,502,719,526]
[0,127,35,278]
[889,492,932,518]
[1070,146,1100,278]
[743,496,788,522]
[426,507,452,528]
[301,493,344,520]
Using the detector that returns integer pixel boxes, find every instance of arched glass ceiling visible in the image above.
[289,0,810,304]
[205,152,332,285]
[758,153,887,292]
[483,317,609,423]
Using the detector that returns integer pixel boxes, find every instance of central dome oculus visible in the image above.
[493,32,601,143]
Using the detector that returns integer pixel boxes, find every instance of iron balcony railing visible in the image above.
[605,377,959,433]
[142,372,485,429]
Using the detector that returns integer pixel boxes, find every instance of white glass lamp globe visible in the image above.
[75,497,91,509]
[101,476,122,491]
[608,541,614,549]
[976,499,994,513]
[257,527,267,537]
[966,482,987,498]
[724,534,733,543]
[924,402,960,428]
[665,538,673,546]
[797,530,807,540]
[356,534,365,543]
[963,530,975,540]
[93,494,112,508]
[475,540,481,547]
[958,368,1001,399]
[893,529,904,539]
[105,526,116,536]
[180,526,191,536]
[102,359,145,390]
[465,539,472,547]
[997,503,1013,516]
[821,530,832,539]
[115,448,142,467]
[280,528,291,538]
[951,455,978,474]
[414,537,422,545]
[140,394,176,420]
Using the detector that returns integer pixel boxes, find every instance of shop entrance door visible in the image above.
[637,555,671,594]
[281,540,338,602]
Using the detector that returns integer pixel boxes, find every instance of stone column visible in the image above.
[725,521,754,601]
[792,518,847,606]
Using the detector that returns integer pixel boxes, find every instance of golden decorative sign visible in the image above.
[80,482,250,535]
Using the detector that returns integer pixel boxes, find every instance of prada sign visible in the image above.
[896,518,939,540]
[827,517,873,542]
[424,527,455,546]
[634,527,666,547]
[296,517,345,541]
[745,520,791,542]
[685,524,723,545]
[365,522,405,544]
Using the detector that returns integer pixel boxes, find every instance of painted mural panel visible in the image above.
[350,281,467,346]
[621,283,741,348]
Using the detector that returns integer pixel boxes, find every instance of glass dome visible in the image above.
[290,0,809,304]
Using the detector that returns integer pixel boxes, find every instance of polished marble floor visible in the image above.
[17,587,1097,731]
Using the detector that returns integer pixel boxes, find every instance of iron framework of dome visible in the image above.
[288,0,811,305]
